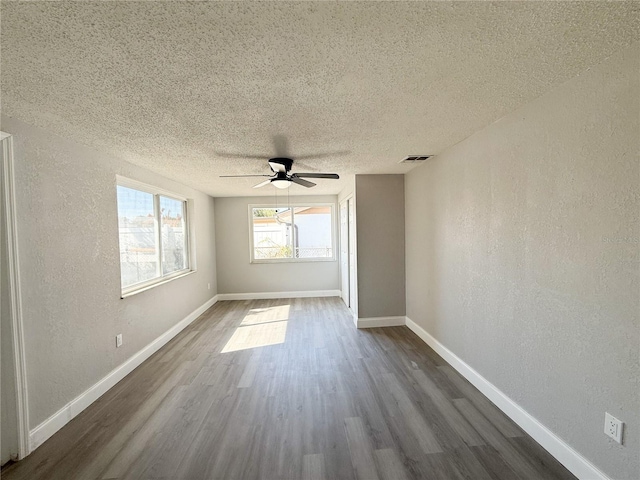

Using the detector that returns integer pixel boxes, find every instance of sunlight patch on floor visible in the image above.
[240,304,291,326]
[221,305,290,353]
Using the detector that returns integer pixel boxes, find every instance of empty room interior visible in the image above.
[1,2,638,480]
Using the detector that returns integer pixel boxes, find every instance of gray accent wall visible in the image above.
[404,43,639,480]
[214,195,340,294]
[1,116,218,429]
[355,175,405,318]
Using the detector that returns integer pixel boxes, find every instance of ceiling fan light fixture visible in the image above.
[271,178,292,189]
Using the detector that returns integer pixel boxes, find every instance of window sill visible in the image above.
[250,258,336,264]
[120,270,195,299]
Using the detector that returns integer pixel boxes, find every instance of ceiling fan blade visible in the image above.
[290,177,316,188]
[253,179,273,188]
[292,160,318,171]
[292,173,339,179]
[293,150,350,160]
[215,152,272,160]
[219,174,273,178]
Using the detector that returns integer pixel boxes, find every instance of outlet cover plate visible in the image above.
[116,334,123,348]
[604,412,623,444]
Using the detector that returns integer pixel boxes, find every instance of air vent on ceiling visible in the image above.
[400,155,432,163]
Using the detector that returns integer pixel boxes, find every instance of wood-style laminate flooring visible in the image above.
[2,298,576,480]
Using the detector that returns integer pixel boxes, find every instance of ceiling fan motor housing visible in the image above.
[269,157,293,173]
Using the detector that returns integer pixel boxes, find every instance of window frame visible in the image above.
[248,203,337,264]
[116,176,193,298]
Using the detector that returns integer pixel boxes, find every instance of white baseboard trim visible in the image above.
[29,295,220,453]
[405,317,610,480]
[217,290,341,301]
[357,315,407,329]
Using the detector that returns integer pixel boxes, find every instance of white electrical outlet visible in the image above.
[116,334,123,348]
[604,412,623,444]
[208,283,211,290]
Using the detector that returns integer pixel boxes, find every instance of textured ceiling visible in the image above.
[2,2,639,197]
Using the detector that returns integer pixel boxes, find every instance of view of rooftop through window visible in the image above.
[251,205,333,261]
[117,184,188,291]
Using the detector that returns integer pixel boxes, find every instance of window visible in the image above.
[116,178,191,296]
[250,204,335,263]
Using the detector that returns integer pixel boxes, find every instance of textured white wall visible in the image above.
[405,43,639,480]
[214,195,339,294]
[355,175,406,318]
[1,116,218,429]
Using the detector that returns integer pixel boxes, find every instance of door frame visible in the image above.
[339,193,357,319]
[2,132,30,459]
[347,195,357,318]
[339,198,349,307]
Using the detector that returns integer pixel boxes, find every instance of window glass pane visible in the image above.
[252,208,293,259]
[293,206,333,258]
[117,186,158,288]
[160,196,187,274]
